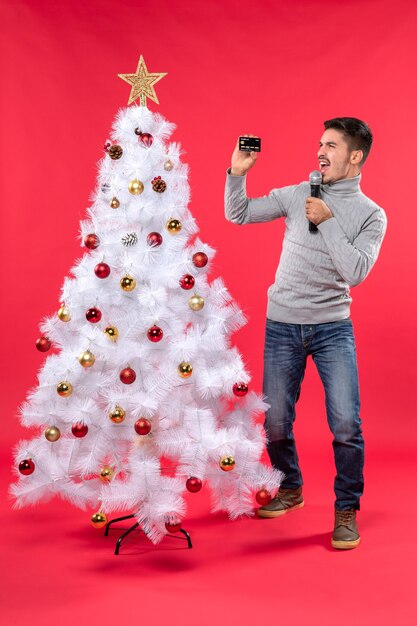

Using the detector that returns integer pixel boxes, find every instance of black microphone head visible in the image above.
[309,170,322,185]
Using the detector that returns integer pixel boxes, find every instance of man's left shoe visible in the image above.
[331,509,360,550]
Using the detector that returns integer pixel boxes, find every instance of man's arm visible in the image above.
[225,170,289,225]
[317,209,387,287]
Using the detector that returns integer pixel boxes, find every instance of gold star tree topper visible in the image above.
[118,56,167,106]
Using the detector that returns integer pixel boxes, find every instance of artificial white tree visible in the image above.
[12,57,283,544]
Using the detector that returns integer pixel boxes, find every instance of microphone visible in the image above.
[308,170,322,233]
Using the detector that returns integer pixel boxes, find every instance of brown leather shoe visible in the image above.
[257,486,304,518]
[331,509,360,549]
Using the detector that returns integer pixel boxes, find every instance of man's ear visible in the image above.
[351,150,363,165]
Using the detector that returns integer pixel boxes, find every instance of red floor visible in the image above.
[2,444,416,626]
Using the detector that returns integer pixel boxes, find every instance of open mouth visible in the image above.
[319,160,330,174]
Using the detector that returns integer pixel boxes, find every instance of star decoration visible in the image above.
[118,56,167,106]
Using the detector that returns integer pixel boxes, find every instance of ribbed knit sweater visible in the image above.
[224,171,387,324]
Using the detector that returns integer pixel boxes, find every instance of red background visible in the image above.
[1,1,416,624]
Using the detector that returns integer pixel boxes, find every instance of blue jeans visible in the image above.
[263,318,364,511]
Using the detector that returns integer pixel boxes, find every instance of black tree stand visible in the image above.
[104,513,193,555]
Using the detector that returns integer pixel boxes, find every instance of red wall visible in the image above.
[2,0,416,450]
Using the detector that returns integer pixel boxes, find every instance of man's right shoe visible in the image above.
[257,486,304,518]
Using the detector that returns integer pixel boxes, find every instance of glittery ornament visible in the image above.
[256,489,272,506]
[120,367,136,384]
[128,179,144,195]
[99,466,114,482]
[166,218,182,233]
[151,176,166,192]
[94,262,111,279]
[121,232,138,247]
[179,274,195,290]
[72,422,88,438]
[233,382,249,397]
[109,406,125,423]
[78,350,96,368]
[147,232,163,247]
[164,159,174,171]
[36,336,51,352]
[19,459,35,475]
[110,197,120,208]
[104,326,119,341]
[147,325,163,342]
[91,512,107,529]
[86,307,102,323]
[134,418,152,435]
[178,362,193,378]
[108,144,123,160]
[57,304,71,322]
[57,381,73,397]
[45,426,61,442]
[220,456,235,472]
[118,55,167,107]
[120,275,136,291]
[84,233,100,249]
[192,252,208,268]
[186,477,202,493]
[188,294,205,311]
[138,132,153,147]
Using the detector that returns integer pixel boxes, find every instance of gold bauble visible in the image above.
[120,275,137,291]
[91,511,107,529]
[57,381,73,397]
[57,304,71,322]
[164,159,174,171]
[104,326,119,341]
[99,466,114,483]
[220,456,235,472]
[45,426,61,442]
[78,350,96,368]
[166,218,182,234]
[109,405,125,423]
[128,179,144,195]
[188,294,205,311]
[178,362,193,378]
[110,197,120,208]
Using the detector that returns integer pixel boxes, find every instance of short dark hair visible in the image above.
[323,117,373,165]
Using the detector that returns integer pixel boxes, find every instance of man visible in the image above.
[224,118,387,550]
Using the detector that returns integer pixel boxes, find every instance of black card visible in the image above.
[239,136,261,152]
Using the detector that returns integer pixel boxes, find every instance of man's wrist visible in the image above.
[230,167,247,176]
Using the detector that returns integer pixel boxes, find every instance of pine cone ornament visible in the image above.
[121,232,138,247]
[108,144,123,160]
[151,176,167,193]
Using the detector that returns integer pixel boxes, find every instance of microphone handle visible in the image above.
[309,184,320,232]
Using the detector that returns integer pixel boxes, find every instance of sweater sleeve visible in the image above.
[224,169,290,224]
[317,208,387,287]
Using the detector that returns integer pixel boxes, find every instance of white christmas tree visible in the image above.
[11,57,283,545]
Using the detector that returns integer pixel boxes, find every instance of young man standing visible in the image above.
[224,118,387,549]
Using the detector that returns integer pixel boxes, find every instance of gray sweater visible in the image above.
[225,171,387,324]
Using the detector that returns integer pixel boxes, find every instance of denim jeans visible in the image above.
[263,318,364,510]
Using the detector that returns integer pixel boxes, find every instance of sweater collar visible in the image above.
[321,174,361,195]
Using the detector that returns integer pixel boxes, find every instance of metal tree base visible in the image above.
[104,513,193,555]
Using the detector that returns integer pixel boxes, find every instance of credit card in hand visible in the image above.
[239,136,261,152]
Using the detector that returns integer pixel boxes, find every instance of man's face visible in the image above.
[318,129,361,184]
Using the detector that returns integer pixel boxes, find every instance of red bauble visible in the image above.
[256,489,272,506]
[233,382,249,397]
[120,367,136,384]
[138,132,153,147]
[186,477,202,493]
[86,307,102,323]
[179,274,195,290]
[36,336,51,352]
[134,418,152,435]
[84,234,100,249]
[147,325,163,342]
[94,262,111,279]
[165,521,182,533]
[147,232,163,247]
[192,252,208,268]
[19,459,35,475]
[71,422,89,438]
